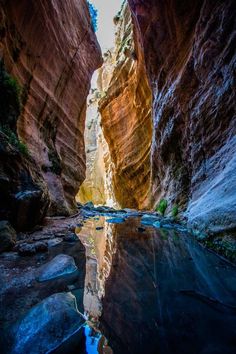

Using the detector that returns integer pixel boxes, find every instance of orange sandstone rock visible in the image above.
[99,3,152,209]
[0,0,102,215]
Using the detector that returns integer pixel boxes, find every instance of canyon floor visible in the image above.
[0,205,236,354]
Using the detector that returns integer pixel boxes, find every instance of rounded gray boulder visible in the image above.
[37,254,78,282]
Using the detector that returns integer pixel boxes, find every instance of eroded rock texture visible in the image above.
[77,88,118,207]
[128,0,236,232]
[0,133,49,230]
[99,3,152,209]
[0,0,102,216]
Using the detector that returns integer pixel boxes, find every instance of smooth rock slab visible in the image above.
[37,254,78,282]
[10,292,85,354]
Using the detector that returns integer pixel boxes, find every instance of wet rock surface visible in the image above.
[0,213,86,354]
[37,254,78,282]
[16,241,48,256]
[0,206,236,354]
[9,292,85,354]
[106,217,126,224]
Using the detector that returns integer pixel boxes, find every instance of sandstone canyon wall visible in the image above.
[76,87,118,207]
[99,3,152,209]
[128,0,236,233]
[0,0,102,221]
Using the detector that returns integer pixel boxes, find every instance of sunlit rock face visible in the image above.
[77,91,106,206]
[77,89,118,207]
[99,3,152,209]
[0,0,102,215]
[128,0,236,231]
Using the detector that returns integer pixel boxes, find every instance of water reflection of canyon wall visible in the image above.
[76,217,116,322]
[100,219,236,354]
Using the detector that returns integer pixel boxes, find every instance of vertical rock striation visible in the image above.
[77,89,106,206]
[99,3,152,209]
[128,0,236,232]
[0,0,102,217]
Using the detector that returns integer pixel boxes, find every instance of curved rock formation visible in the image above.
[77,84,119,207]
[99,3,152,209]
[128,0,236,232]
[0,0,102,216]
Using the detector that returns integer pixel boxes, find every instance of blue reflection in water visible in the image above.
[84,324,101,354]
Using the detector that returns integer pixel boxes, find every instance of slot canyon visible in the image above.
[0,1,235,353]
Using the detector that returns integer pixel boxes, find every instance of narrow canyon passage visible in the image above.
[77,0,152,209]
[0,1,235,354]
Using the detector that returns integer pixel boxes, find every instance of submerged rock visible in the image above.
[153,221,161,228]
[84,201,94,209]
[106,217,126,224]
[0,220,17,253]
[10,292,85,354]
[140,215,160,226]
[37,254,78,282]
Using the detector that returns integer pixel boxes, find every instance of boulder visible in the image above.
[10,292,85,354]
[37,254,78,282]
[0,220,16,253]
[17,241,48,256]
[14,190,48,230]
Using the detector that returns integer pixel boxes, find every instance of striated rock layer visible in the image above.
[128,0,236,232]
[77,87,118,207]
[99,3,152,209]
[0,0,102,216]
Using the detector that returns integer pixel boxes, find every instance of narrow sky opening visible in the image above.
[90,0,124,52]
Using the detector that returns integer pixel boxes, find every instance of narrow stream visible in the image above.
[75,212,236,354]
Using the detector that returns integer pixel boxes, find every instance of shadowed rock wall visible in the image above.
[0,0,102,217]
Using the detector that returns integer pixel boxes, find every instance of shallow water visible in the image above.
[76,214,236,354]
[1,213,235,353]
